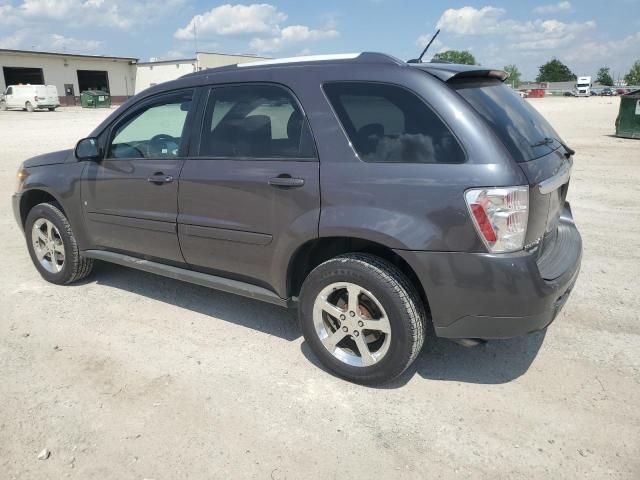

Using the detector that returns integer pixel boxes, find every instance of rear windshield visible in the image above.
[452,78,561,162]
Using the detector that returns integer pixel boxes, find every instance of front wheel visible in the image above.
[25,202,94,285]
[299,253,426,385]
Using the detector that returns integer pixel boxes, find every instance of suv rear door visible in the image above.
[451,77,580,279]
[177,83,319,296]
[81,89,196,263]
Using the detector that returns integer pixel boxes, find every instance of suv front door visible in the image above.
[178,84,320,295]
[82,89,195,263]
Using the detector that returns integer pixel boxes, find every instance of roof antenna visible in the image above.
[408,29,440,64]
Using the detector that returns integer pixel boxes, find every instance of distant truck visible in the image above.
[0,85,60,112]
[573,76,592,97]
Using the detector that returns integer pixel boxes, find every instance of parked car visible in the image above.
[563,91,574,96]
[12,53,582,384]
[601,88,613,96]
[0,84,59,112]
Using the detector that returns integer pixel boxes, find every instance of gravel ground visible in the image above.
[1,97,639,479]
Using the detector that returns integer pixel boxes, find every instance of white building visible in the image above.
[134,52,269,94]
[0,49,137,105]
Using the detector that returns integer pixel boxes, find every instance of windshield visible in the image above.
[452,78,561,162]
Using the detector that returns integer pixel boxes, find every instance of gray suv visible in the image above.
[12,53,582,384]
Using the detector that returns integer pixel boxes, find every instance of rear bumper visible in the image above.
[395,211,582,339]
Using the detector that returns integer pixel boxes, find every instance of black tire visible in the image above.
[25,202,94,285]
[48,107,56,111]
[299,253,426,385]
[25,101,34,112]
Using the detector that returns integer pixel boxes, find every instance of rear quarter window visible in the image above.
[323,82,465,164]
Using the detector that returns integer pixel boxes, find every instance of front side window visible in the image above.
[107,91,193,159]
[199,84,316,159]
[324,82,465,164]
[6,87,13,95]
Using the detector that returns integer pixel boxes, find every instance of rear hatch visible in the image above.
[35,85,59,105]
[450,77,580,280]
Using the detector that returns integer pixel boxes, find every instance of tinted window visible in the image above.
[452,78,561,162]
[200,84,315,158]
[6,87,12,95]
[107,91,192,159]
[324,82,465,164]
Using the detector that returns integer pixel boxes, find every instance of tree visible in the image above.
[535,59,576,82]
[596,67,614,86]
[624,60,640,86]
[432,50,477,65]
[504,64,522,88]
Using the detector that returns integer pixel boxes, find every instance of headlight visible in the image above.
[16,165,29,193]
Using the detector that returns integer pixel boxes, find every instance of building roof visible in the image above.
[196,51,269,59]
[0,48,137,62]
[137,58,196,66]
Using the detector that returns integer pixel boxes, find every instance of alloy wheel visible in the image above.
[312,282,392,367]
[31,218,65,273]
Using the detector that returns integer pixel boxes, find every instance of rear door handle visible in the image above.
[147,173,174,184]
[268,176,305,188]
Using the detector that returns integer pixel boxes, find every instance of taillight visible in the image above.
[465,186,529,253]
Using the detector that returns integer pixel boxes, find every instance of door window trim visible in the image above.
[194,82,319,162]
[103,88,198,161]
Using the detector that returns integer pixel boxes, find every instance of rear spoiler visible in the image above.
[409,63,509,83]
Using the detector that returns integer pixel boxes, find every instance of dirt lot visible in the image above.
[1,97,639,479]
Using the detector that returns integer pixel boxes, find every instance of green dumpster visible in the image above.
[80,90,111,109]
[615,89,640,139]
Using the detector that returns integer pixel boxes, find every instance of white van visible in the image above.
[0,85,60,112]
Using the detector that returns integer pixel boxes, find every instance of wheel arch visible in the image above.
[19,189,65,227]
[287,236,429,311]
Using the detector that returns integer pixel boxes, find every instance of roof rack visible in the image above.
[184,52,404,78]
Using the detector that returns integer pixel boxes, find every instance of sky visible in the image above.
[1,0,639,80]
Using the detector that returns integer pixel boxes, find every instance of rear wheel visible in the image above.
[25,101,34,112]
[48,107,56,111]
[299,253,426,385]
[25,202,94,285]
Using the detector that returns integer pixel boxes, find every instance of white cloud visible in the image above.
[533,2,572,15]
[436,6,595,52]
[0,29,102,52]
[175,4,287,40]
[175,3,339,53]
[249,25,338,53]
[4,0,184,29]
[436,6,506,35]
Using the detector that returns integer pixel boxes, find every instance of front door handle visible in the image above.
[268,176,305,188]
[147,173,174,184]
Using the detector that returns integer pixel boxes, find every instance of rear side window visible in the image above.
[324,82,465,164]
[452,78,561,162]
[199,84,316,159]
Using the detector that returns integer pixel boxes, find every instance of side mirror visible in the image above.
[75,137,102,161]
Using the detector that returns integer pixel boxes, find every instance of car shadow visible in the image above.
[301,328,546,389]
[86,261,301,342]
[83,262,545,385]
